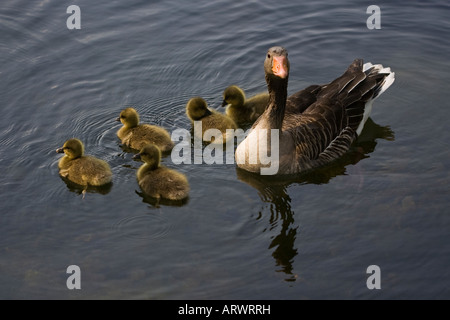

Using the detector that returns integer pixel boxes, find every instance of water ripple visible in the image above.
[111,213,172,241]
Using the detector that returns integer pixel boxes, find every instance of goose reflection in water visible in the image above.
[236,118,394,281]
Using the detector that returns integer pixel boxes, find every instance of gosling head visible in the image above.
[264,46,290,82]
[116,107,140,128]
[186,97,212,121]
[133,144,161,170]
[222,85,245,108]
[56,138,84,160]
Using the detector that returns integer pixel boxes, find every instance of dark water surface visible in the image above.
[0,0,449,299]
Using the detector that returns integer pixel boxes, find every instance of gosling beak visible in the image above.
[221,100,229,108]
[116,117,121,122]
[56,147,65,154]
[133,153,142,161]
[272,55,288,79]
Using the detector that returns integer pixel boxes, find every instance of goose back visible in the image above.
[284,59,395,173]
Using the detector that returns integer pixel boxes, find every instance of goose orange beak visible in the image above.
[272,56,288,79]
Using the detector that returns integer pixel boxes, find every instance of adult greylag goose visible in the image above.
[235,46,395,175]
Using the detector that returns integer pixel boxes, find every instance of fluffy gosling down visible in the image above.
[117,107,174,152]
[222,85,269,125]
[133,144,190,201]
[56,138,112,190]
[186,97,237,144]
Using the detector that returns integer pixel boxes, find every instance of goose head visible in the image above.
[221,85,245,108]
[117,107,140,128]
[133,144,161,170]
[56,138,84,159]
[264,46,290,82]
[186,97,212,121]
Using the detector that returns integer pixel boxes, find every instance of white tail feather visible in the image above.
[375,71,395,98]
[357,62,395,135]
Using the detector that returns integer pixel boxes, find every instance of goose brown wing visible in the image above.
[286,97,349,164]
[285,84,323,115]
[286,59,393,170]
[284,60,367,166]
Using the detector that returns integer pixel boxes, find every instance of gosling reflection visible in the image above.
[236,119,394,281]
[59,176,113,196]
[136,190,189,208]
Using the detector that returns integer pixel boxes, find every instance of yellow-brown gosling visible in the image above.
[222,85,269,125]
[56,138,112,196]
[116,107,174,152]
[133,144,190,202]
[186,97,237,144]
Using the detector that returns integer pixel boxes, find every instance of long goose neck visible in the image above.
[264,74,288,130]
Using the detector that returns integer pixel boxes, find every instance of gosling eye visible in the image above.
[267,53,271,59]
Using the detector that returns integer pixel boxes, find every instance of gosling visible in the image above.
[56,139,112,193]
[186,97,237,144]
[117,107,174,152]
[133,144,190,201]
[222,85,269,125]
